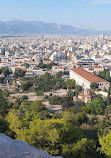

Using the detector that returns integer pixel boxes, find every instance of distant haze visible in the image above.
[0,0,111,31]
[0,20,110,35]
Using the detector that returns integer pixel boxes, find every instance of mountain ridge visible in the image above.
[0,20,110,35]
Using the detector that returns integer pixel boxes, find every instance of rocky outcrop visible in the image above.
[0,133,62,158]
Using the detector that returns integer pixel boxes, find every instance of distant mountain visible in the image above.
[0,20,110,35]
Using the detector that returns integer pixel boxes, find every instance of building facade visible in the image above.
[70,68,110,90]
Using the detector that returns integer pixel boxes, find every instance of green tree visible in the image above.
[98,69,110,82]
[3,89,9,97]
[90,82,98,90]
[0,89,8,116]
[1,66,11,77]
[66,79,75,89]
[49,96,62,105]
[14,69,26,78]
[107,88,111,106]
[0,118,9,133]
[66,90,74,101]
[23,63,30,69]
[56,71,63,78]
[20,81,32,92]
[0,77,5,83]
[53,81,62,90]
[21,95,28,100]
[32,72,66,92]
[14,87,19,93]
[74,112,88,126]
[86,98,106,115]
[6,109,23,138]
[63,111,88,126]
[38,62,57,69]
[6,104,84,156]
[75,85,82,97]
[30,100,47,114]
[62,138,97,158]
[61,97,74,110]
[99,131,111,157]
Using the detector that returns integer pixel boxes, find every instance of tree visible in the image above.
[75,85,82,97]
[56,71,63,78]
[32,73,66,92]
[62,138,97,158]
[69,101,85,114]
[38,62,57,69]
[66,90,74,101]
[6,110,83,156]
[30,100,47,114]
[1,67,11,77]
[14,87,19,93]
[61,97,74,110]
[107,88,111,106]
[98,69,110,82]
[20,81,32,92]
[23,63,30,69]
[99,131,111,157]
[6,109,23,137]
[90,82,98,90]
[0,77,5,83]
[0,118,9,133]
[63,111,88,126]
[66,79,75,89]
[74,112,88,126]
[49,96,62,105]
[3,89,9,97]
[86,98,106,115]
[53,82,62,90]
[0,89,8,116]
[21,95,28,100]
[14,69,26,78]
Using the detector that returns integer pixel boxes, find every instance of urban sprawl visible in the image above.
[0,34,111,108]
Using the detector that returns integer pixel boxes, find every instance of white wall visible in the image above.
[70,70,110,90]
[70,70,91,89]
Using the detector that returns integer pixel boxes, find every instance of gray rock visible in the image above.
[0,133,62,158]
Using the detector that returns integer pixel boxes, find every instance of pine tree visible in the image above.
[107,88,110,106]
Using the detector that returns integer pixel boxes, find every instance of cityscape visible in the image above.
[0,0,111,158]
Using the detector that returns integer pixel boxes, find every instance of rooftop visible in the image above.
[71,68,109,83]
[93,65,103,68]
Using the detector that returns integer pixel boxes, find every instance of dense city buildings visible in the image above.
[0,34,111,90]
[0,34,111,158]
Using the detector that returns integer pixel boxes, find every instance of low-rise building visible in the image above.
[78,89,92,103]
[70,68,110,90]
[93,65,104,73]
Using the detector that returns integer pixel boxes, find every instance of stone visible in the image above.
[0,133,62,158]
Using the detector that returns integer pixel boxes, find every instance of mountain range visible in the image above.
[0,20,110,35]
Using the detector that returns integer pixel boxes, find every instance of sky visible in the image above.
[0,0,111,31]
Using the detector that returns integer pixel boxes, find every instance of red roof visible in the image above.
[94,65,102,68]
[15,68,26,71]
[71,68,109,83]
[13,58,21,59]
[33,68,39,70]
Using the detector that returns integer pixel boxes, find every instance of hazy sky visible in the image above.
[1,0,111,31]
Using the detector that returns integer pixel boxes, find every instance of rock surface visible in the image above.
[0,133,62,158]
